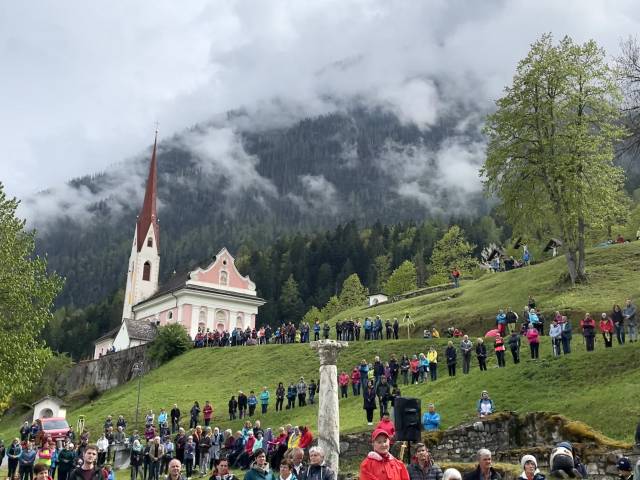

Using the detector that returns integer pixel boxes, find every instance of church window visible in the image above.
[168,311,173,320]
[147,237,153,247]
[143,262,151,281]
[220,270,228,285]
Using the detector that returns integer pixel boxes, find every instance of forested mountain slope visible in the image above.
[35,107,487,309]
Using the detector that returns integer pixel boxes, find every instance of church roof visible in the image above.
[125,318,159,341]
[93,326,120,344]
[135,271,265,307]
[136,132,159,252]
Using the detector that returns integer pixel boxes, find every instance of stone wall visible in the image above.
[337,413,638,479]
[64,344,157,395]
[426,412,637,479]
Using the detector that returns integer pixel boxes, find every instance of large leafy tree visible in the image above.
[0,183,63,409]
[384,260,417,296]
[483,34,627,284]
[428,225,477,286]
[338,273,368,309]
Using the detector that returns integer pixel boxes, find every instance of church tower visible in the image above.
[122,132,161,320]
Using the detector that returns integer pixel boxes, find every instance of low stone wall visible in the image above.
[64,344,157,395]
[426,412,637,479]
[337,412,638,479]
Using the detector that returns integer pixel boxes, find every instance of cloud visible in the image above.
[378,137,485,214]
[287,174,340,215]
[175,126,278,201]
[2,0,640,221]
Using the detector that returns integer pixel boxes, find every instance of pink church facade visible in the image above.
[132,248,264,338]
[92,134,266,360]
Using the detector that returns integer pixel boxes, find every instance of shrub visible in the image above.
[147,323,192,364]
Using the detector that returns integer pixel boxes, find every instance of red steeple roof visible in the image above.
[136,132,159,252]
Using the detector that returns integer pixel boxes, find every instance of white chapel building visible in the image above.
[93,134,265,359]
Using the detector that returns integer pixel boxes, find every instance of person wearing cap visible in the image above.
[617,458,633,480]
[407,443,443,480]
[462,449,501,480]
[518,455,545,480]
[549,441,586,479]
[359,429,409,480]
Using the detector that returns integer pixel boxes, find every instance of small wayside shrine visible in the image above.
[93,132,265,359]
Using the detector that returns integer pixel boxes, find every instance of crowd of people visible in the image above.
[192,314,416,348]
[2,288,638,480]
[3,411,640,480]
[1,410,325,480]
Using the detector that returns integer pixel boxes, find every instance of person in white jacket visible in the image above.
[96,434,109,467]
[549,320,562,357]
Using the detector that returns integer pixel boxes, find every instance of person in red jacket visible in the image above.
[351,367,361,396]
[374,412,395,442]
[338,371,350,399]
[360,429,409,480]
[599,313,614,348]
[203,401,213,427]
[525,325,540,359]
[580,313,596,351]
[298,426,313,450]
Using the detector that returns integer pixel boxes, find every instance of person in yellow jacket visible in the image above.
[431,327,440,338]
[37,442,53,468]
[427,346,438,381]
[287,426,301,449]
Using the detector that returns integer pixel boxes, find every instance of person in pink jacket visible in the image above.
[351,367,361,396]
[339,371,350,399]
[525,325,539,359]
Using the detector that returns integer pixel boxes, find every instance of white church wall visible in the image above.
[93,338,114,359]
[112,324,131,352]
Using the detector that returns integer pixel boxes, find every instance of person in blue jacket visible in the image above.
[422,403,441,431]
[496,310,507,336]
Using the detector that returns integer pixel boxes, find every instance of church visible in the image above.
[93,134,265,359]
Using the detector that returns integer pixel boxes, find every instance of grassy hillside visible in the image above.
[1,242,638,448]
[333,242,640,334]
[2,337,638,446]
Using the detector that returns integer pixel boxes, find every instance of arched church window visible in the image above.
[220,270,228,286]
[147,237,153,247]
[143,262,151,281]
[168,311,173,320]
[199,308,207,325]
[216,310,226,326]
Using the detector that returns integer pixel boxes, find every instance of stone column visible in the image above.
[310,339,348,473]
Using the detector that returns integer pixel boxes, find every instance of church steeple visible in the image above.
[122,132,161,320]
[136,131,159,252]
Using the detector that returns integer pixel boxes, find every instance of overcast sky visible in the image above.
[2,0,640,214]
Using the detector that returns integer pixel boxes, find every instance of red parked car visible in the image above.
[36,417,70,446]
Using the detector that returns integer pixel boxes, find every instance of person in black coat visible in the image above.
[475,339,488,371]
[363,380,377,426]
[446,341,457,376]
